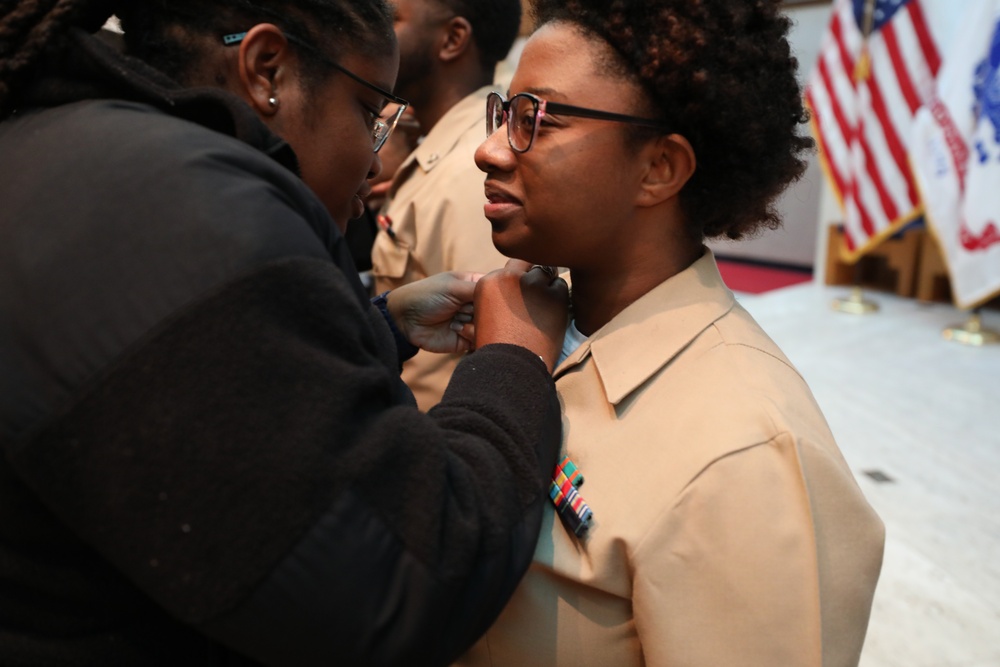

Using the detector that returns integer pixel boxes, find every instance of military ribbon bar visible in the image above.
[549,456,593,537]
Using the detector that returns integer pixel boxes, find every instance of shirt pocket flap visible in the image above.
[371,239,411,280]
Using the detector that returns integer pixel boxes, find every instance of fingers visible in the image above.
[450,271,485,283]
[453,322,476,352]
[442,273,477,303]
[529,264,559,280]
[522,264,564,292]
[495,260,560,292]
[449,309,474,337]
[451,309,473,324]
[531,265,557,278]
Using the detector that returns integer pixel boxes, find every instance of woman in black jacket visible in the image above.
[0,1,568,665]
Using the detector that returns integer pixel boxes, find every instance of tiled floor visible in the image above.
[736,283,1000,667]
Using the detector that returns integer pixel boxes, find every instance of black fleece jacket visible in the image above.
[0,29,561,666]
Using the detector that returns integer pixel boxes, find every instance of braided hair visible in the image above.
[533,0,813,241]
[0,0,393,118]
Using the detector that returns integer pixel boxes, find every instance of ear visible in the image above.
[438,16,474,63]
[635,133,696,208]
[234,23,295,116]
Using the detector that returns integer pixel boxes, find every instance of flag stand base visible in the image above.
[832,286,880,315]
[943,312,1000,346]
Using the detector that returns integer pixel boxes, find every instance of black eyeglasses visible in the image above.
[486,91,671,154]
[223,31,409,153]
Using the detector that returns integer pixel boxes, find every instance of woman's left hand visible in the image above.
[386,272,482,353]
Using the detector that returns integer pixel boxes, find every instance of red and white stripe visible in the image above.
[807,0,942,259]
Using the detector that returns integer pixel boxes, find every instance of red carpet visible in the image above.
[716,259,813,294]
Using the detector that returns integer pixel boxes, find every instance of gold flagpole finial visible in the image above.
[854,0,878,81]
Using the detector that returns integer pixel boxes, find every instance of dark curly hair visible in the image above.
[0,0,394,118]
[435,0,522,70]
[533,0,814,240]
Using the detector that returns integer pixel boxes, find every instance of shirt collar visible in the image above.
[554,250,735,405]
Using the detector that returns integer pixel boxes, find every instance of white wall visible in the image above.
[708,2,834,268]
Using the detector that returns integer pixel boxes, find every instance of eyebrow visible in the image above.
[506,86,565,100]
[522,86,565,100]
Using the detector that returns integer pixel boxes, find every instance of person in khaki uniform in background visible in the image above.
[456,0,885,664]
[372,0,522,410]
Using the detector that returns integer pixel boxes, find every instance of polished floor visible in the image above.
[736,283,1000,667]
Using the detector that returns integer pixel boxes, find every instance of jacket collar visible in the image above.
[554,250,736,405]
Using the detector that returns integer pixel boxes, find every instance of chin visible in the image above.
[491,233,523,260]
[492,236,548,265]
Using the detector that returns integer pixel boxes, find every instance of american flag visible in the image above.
[807,0,942,260]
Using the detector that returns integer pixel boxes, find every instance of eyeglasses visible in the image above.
[223,31,409,153]
[486,91,671,154]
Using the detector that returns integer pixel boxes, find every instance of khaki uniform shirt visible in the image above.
[457,252,885,666]
[372,87,507,410]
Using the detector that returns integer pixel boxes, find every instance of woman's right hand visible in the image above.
[473,259,569,372]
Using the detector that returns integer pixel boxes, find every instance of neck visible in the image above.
[567,273,646,337]
[412,66,492,132]
[570,238,703,337]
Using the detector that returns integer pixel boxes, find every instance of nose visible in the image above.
[475,126,515,174]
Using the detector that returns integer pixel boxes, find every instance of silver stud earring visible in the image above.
[268,96,278,108]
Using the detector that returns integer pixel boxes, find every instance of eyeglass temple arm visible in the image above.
[542,101,670,130]
[222,32,409,108]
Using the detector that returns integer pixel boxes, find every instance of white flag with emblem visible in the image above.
[912,0,1000,309]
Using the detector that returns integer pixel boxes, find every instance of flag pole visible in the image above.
[832,265,880,314]
[943,308,1000,346]
[853,0,878,81]
[833,0,880,315]
[832,284,880,314]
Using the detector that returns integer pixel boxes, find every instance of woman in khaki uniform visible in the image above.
[458,0,885,665]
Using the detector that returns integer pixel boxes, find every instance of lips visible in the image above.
[483,182,524,226]
[347,182,374,220]
[484,182,522,206]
